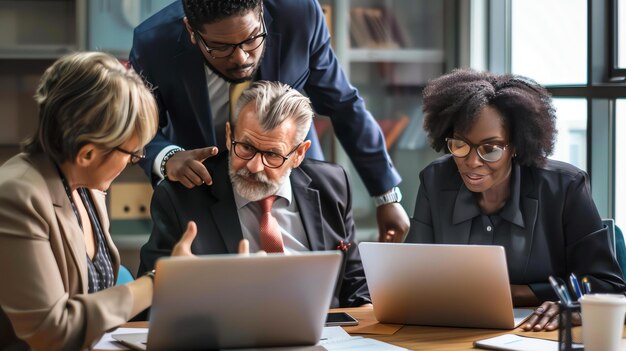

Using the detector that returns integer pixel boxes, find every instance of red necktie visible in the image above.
[258,196,284,253]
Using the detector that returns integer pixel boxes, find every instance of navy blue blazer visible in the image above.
[130,0,400,195]
[139,152,370,308]
[406,155,626,301]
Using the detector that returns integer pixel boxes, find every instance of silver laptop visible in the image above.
[114,251,341,350]
[359,242,533,329]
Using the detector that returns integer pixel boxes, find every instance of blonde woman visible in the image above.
[0,52,196,351]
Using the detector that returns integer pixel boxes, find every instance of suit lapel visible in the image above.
[35,155,89,293]
[208,156,243,253]
[291,168,326,251]
[174,35,217,145]
[258,8,280,81]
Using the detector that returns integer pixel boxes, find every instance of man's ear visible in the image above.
[225,122,232,151]
[75,143,98,168]
[291,140,311,168]
[183,17,196,44]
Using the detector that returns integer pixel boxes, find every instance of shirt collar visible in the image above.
[453,162,525,228]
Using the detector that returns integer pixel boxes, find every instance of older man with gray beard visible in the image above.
[139,81,370,308]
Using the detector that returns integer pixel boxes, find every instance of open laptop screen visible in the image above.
[359,242,532,329]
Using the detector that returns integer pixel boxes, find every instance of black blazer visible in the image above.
[406,155,626,301]
[140,152,370,307]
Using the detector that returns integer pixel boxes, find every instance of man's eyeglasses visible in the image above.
[114,147,145,165]
[195,14,267,59]
[446,137,509,163]
[231,140,300,168]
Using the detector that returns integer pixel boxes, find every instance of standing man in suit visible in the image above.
[139,81,370,307]
[130,0,409,242]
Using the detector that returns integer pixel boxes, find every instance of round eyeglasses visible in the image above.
[195,14,267,59]
[231,140,301,168]
[113,147,145,165]
[446,137,508,163]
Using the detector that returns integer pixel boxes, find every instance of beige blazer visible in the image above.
[0,153,134,351]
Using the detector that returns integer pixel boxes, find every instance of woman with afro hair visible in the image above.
[405,69,625,331]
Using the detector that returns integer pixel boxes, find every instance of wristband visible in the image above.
[373,187,402,207]
[160,147,184,179]
[145,269,156,282]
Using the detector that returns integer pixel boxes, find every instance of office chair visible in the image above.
[614,224,626,280]
[602,218,617,256]
[116,264,135,285]
[603,218,626,280]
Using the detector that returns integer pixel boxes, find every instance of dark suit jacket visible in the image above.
[406,155,626,301]
[129,0,400,195]
[139,152,370,307]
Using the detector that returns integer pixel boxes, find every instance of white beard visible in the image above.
[229,155,292,202]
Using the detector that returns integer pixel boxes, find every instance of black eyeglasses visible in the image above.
[195,14,266,59]
[446,137,509,163]
[113,147,145,165]
[231,140,301,168]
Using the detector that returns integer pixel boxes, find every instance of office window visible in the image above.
[511,0,587,85]
[551,98,587,171]
[619,0,626,68]
[616,100,626,227]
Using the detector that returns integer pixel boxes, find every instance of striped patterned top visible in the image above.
[78,188,115,293]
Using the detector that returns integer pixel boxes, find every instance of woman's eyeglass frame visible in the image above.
[113,147,145,165]
[445,137,509,163]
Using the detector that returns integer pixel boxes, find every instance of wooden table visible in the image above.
[101,305,590,351]
[335,305,564,350]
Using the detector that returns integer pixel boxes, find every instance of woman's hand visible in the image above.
[522,301,580,331]
[171,221,197,257]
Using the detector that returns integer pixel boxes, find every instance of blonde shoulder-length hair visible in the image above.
[23,51,158,164]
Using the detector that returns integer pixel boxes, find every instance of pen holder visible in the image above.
[558,302,582,351]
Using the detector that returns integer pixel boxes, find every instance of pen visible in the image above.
[549,276,569,303]
[569,273,583,300]
[559,285,572,304]
[582,276,592,294]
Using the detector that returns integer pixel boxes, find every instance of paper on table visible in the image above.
[93,327,148,350]
[95,326,354,351]
[474,334,583,351]
[321,326,351,340]
[321,336,409,350]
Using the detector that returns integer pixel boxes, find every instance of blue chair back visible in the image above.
[116,265,135,285]
[614,224,626,280]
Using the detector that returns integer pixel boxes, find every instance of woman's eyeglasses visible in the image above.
[114,147,145,165]
[446,137,508,163]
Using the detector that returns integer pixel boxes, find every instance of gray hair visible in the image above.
[23,51,158,164]
[233,81,313,144]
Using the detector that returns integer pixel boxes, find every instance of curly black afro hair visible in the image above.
[422,68,557,167]
[183,0,262,30]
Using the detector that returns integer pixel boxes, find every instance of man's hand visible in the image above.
[377,202,410,242]
[171,221,197,257]
[522,301,573,331]
[165,147,218,188]
[238,239,267,256]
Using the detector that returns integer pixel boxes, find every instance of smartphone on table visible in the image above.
[325,312,359,326]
